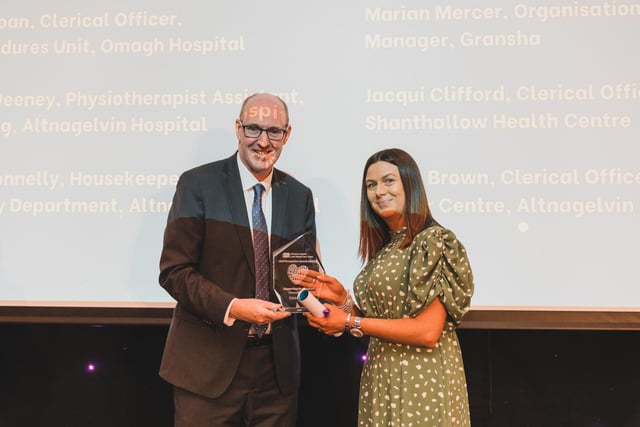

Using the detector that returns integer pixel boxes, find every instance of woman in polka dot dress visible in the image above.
[305,148,474,427]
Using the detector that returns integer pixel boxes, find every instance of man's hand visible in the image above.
[229,298,291,324]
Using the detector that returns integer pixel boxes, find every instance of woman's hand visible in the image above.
[302,271,349,305]
[303,304,348,336]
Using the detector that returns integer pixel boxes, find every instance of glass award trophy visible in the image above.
[272,233,323,313]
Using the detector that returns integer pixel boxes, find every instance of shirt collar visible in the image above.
[236,153,273,193]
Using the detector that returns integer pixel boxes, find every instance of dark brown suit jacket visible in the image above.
[158,152,316,398]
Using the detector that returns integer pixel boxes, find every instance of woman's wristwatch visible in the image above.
[348,315,364,338]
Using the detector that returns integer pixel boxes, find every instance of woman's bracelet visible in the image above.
[337,291,354,313]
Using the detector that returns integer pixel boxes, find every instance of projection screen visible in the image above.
[1,1,639,327]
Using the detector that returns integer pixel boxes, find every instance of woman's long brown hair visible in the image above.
[358,148,439,263]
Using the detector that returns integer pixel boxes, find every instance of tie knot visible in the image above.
[253,183,265,198]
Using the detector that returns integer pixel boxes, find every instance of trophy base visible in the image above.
[284,306,308,313]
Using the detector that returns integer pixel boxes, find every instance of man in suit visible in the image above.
[159,93,316,426]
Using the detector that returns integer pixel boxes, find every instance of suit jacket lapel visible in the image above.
[222,154,256,278]
[271,169,289,249]
[223,158,291,292]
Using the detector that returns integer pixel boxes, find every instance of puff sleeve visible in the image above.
[405,227,474,324]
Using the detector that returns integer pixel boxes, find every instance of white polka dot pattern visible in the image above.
[354,226,474,426]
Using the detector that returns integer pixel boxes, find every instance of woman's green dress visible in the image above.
[354,226,474,427]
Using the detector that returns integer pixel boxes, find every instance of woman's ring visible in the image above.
[311,277,317,284]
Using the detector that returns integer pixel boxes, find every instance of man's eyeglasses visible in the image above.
[239,120,288,141]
